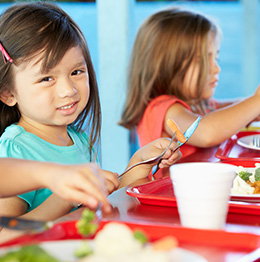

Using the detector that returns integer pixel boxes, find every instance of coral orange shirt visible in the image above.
[137,95,197,159]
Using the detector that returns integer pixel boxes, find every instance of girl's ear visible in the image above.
[0,90,17,106]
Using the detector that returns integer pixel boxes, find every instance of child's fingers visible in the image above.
[70,179,112,212]
[167,118,186,143]
[64,163,111,203]
[102,171,120,194]
[83,163,109,194]
[160,155,180,167]
[160,139,180,158]
[159,148,182,168]
[104,180,119,194]
[60,180,110,210]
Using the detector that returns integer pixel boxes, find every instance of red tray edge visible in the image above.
[1,220,260,251]
[215,131,260,161]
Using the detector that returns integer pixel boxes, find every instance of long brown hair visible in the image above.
[119,7,220,129]
[0,2,101,159]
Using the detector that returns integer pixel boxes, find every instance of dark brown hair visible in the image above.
[0,2,101,159]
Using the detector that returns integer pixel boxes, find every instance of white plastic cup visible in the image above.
[170,162,235,230]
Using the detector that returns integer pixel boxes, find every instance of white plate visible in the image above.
[237,134,260,151]
[230,166,260,202]
[0,240,208,262]
[230,194,260,203]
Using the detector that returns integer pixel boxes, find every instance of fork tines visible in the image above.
[253,136,260,147]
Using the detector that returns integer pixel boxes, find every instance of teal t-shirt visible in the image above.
[0,124,93,211]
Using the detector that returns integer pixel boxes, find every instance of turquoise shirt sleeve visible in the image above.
[0,137,27,158]
[18,191,36,210]
[18,189,53,212]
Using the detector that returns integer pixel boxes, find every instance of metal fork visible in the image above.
[253,136,260,147]
[118,132,176,178]
[152,139,188,176]
[152,116,201,176]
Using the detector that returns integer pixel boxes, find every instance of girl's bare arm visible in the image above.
[0,159,118,212]
[164,85,260,147]
[0,194,74,244]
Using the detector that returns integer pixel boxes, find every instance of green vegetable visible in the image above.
[0,245,60,262]
[238,170,252,182]
[255,168,260,181]
[133,230,148,244]
[74,241,93,258]
[81,208,96,222]
[76,208,98,237]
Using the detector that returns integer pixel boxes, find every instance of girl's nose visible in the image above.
[210,59,221,75]
[58,78,77,98]
[214,60,221,74]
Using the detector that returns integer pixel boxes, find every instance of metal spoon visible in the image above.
[118,131,176,178]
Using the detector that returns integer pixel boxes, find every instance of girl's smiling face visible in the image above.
[10,45,90,132]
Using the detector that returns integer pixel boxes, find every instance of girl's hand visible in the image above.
[140,138,182,169]
[119,138,182,188]
[43,162,118,213]
[101,170,120,194]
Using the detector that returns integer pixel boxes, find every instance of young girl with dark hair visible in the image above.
[0,2,181,243]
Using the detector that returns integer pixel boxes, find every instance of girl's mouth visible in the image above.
[210,80,218,87]
[58,102,77,110]
[57,101,79,116]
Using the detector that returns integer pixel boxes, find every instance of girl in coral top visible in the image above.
[119,7,260,159]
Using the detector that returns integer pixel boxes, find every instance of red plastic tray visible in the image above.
[126,160,260,216]
[127,176,260,215]
[215,131,260,161]
[1,220,260,252]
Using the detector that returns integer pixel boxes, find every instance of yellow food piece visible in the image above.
[152,236,178,251]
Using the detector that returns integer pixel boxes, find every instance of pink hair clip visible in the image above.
[0,42,13,64]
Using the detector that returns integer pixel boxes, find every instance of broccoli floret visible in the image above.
[133,230,148,244]
[76,219,98,237]
[74,241,93,258]
[76,208,98,237]
[238,170,252,182]
[255,168,260,181]
[0,245,60,262]
[81,208,96,223]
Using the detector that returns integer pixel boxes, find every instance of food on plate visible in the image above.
[166,118,186,143]
[133,230,148,244]
[0,222,178,262]
[152,236,178,251]
[0,245,59,262]
[231,163,260,194]
[76,208,98,237]
[74,241,93,258]
[76,222,178,262]
[90,222,143,256]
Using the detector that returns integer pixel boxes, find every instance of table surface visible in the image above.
[65,145,260,262]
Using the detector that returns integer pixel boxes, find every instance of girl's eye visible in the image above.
[71,69,84,76]
[40,76,53,82]
[214,50,220,61]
